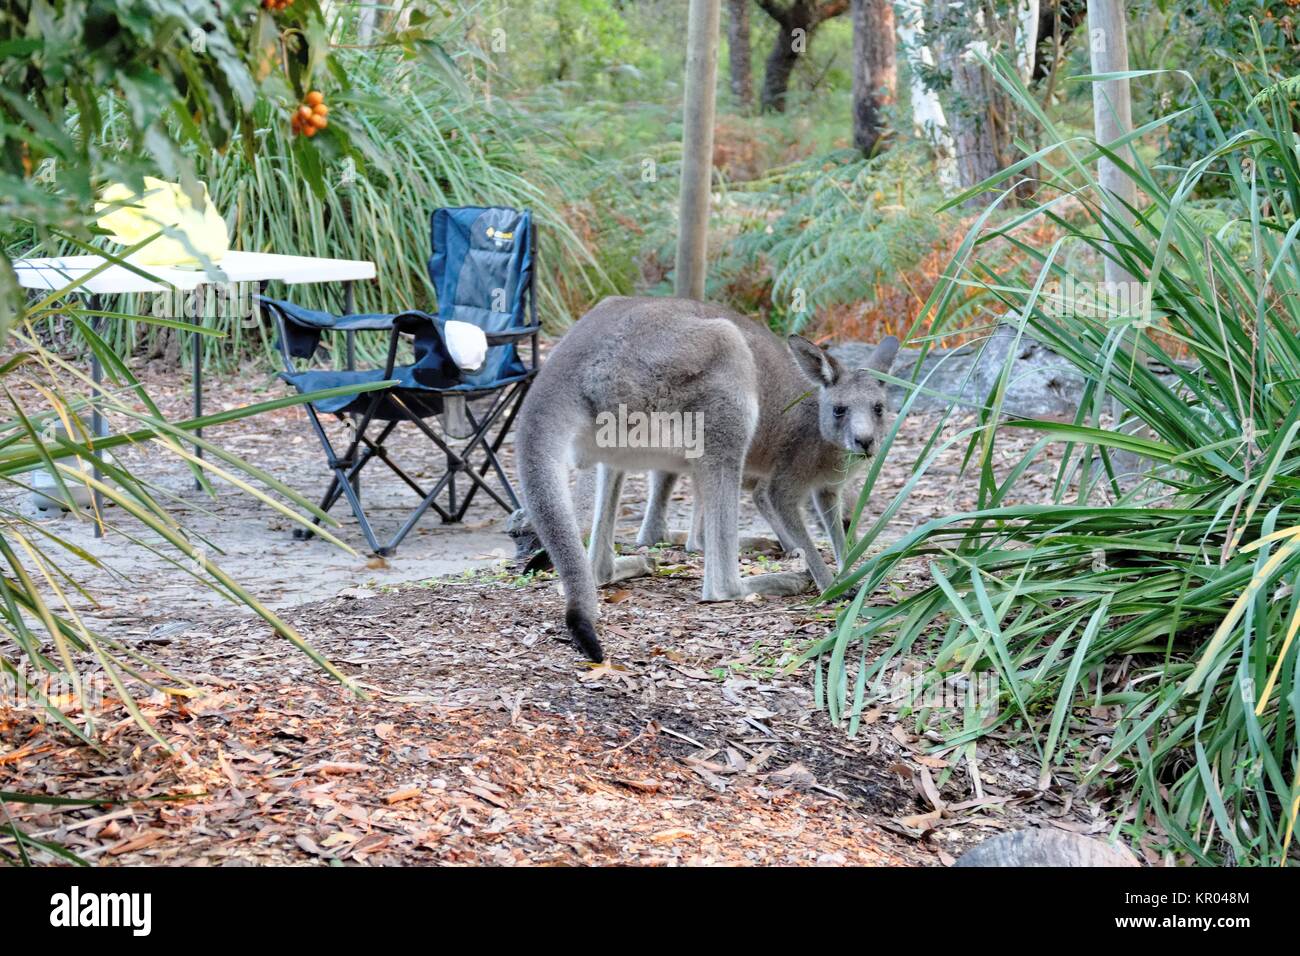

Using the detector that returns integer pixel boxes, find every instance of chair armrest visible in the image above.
[485,324,541,346]
[257,295,403,332]
[391,310,440,335]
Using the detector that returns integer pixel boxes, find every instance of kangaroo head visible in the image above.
[788,334,899,457]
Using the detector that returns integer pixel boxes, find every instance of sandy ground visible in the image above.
[3,364,1116,867]
[1,362,1049,640]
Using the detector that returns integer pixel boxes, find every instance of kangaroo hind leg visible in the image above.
[696,454,746,602]
[636,470,678,547]
[589,464,655,586]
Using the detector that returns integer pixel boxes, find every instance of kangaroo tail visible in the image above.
[517,412,603,663]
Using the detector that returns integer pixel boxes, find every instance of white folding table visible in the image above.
[13,251,377,531]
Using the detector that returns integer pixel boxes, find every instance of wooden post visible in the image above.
[675,0,721,301]
[1087,0,1135,286]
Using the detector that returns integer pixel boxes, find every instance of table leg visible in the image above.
[344,280,356,370]
[193,285,204,490]
[88,294,105,538]
[343,280,359,501]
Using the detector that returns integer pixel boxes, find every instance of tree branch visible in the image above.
[754,0,792,28]
[812,0,849,26]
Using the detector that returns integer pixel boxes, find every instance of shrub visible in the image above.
[818,54,1300,864]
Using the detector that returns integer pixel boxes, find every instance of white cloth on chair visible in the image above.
[444,320,487,372]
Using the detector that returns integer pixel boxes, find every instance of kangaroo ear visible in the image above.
[866,335,899,374]
[787,335,842,386]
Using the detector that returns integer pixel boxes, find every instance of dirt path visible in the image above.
[1,367,1097,866]
[1,363,1056,636]
[2,547,1108,866]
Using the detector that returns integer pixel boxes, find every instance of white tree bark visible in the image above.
[1015,0,1040,82]
[897,0,957,193]
[1087,0,1135,286]
[357,3,379,44]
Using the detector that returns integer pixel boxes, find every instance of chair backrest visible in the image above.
[428,206,532,388]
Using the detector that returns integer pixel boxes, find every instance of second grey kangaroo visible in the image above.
[516,296,897,662]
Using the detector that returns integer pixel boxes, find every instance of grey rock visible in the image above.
[832,323,1196,425]
[834,325,1202,494]
[831,324,1084,420]
[954,828,1140,867]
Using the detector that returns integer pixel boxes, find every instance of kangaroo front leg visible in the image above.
[686,488,779,554]
[589,465,655,585]
[767,487,836,593]
[636,470,679,546]
[697,460,811,600]
[685,484,705,553]
[812,486,846,568]
[752,485,799,555]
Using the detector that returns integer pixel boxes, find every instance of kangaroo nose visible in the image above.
[857,437,874,456]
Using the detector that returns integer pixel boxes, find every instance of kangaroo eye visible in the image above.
[833,405,848,419]
[873,402,884,417]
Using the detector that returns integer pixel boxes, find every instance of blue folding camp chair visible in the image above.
[258,206,540,556]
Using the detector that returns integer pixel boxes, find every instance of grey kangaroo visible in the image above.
[516,296,898,662]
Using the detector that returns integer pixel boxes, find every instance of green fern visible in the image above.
[711,145,950,333]
[1248,73,1300,109]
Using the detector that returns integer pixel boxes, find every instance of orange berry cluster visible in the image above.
[262,0,292,11]
[291,91,329,137]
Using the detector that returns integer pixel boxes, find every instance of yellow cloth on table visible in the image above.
[95,177,229,266]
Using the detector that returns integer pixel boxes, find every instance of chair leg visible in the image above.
[390,395,514,515]
[293,472,342,540]
[361,441,455,523]
[292,404,392,549]
[447,451,457,520]
[380,472,461,553]
[334,467,387,555]
[294,385,529,556]
[451,382,528,521]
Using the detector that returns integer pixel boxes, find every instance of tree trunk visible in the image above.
[897,0,957,191]
[1087,0,1135,286]
[757,1,847,113]
[850,0,896,155]
[727,0,753,111]
[1034,0,1088,84]
[675,0,722,300]
[760,16,806,112]
[931,1,1021,206]
[948,58,1012,198]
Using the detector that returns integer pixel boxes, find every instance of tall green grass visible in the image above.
[203,44,619,318]
[0,246,381,861]
[818,55,1300,865]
